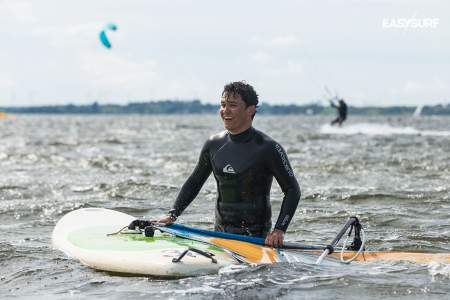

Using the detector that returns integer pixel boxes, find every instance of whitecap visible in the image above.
[320,123,450,137]
[428,261,450,280]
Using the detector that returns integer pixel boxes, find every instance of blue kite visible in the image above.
[99,23,118,49]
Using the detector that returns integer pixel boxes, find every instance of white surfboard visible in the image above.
[52,208,237,277]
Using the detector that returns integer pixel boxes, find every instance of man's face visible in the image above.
[220,93,255,134]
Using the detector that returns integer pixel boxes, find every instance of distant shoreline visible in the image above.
[1,100,450,115]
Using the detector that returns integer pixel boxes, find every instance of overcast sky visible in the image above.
[1,0,449,107]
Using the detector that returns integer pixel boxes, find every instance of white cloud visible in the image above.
[250,34,300,48]
[77,52,159,102]
[0,0,37,23]
[271,35,300,47]
[1,0,449,106]
[286,61,304,74]
[0,75,14,90]
[402,79,447,94]
[81,53,158,86]
[390,79,450,105]
[30,23,99,39]
[250,51,272,63]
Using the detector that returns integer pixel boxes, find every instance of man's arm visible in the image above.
[265,142,301,247]
[329,99,337,108]
[166,141,213,220]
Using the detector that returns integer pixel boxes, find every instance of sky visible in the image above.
[0,0,449,107]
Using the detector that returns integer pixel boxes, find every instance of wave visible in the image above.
[320,123,450,137]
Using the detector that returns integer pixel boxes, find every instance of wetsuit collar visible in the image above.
[229,127,254,143]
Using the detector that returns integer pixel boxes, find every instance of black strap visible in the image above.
[172,247,217,264]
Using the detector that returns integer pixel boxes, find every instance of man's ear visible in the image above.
[247,105,256,116]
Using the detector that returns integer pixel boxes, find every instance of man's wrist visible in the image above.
[168,209,178,221]
[273,227,285,233]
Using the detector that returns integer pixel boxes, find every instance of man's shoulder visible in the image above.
[253,128,277,145]
[208,130,228,141]
[253,128,290,158]
[202,130,228,149]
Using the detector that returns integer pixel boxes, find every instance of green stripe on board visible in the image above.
[67,226,225,253]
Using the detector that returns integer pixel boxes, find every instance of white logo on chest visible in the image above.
[223,164,236,174]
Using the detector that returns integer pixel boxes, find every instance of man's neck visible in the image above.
[228,124,252,135]
[228,127,254,143]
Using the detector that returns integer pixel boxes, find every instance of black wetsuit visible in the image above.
[171,127,301,238]
[331,100,347,126]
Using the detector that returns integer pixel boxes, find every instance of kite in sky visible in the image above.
[99,23,118,49]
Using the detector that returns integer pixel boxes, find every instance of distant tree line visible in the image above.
[1,100,450,115]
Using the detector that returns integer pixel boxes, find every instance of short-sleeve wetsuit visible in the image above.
[170,127,301,237]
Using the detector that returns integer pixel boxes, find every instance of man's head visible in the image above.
[220,81,259,134]
[222,81,259,110]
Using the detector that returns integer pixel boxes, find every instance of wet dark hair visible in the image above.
[222,81,259,107]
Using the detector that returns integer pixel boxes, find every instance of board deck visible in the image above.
[52,208,236,277]
[53,208,450,277]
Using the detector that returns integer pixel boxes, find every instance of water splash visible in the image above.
[428,262,450,280]
[320,123,450,137]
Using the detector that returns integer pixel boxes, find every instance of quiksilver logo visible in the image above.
[281,215,290,226]
[223,164,236,174]
[275,144,294,177]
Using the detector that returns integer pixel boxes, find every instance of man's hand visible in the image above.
[265,229,285,248]
[128,213,176,230]
[157,215,175,225]
[127,219,152,230]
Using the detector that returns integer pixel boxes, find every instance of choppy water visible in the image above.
[1,114,450,299]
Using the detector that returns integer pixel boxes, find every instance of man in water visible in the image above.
[330,98,347,126]
[158,82,301,248]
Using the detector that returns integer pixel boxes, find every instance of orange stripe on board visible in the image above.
[210,238,278,264]
[266,248,279,263]
[334,251,450,264]
[289,250,450,264]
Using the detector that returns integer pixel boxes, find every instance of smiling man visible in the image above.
[159,81,301,247]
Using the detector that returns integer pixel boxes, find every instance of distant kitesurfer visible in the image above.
[330,98,347,126]
[156,81,301,248]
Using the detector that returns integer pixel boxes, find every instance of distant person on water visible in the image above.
[330,98,347,126]
[157,81,301,248]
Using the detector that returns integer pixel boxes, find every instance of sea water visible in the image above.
[1,114,450,299]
